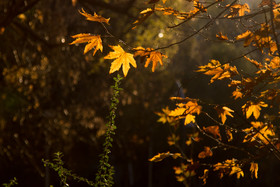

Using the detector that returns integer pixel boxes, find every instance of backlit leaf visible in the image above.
[215,106,234,124]
[79,8,110,25]
[203,126,221,140]
[198,147,213,159]
[225,3,250,18]
[134,47,167,72]
[149,152,181,162]
[70,34,103,56]
[104,45,137,77]
[250,162,258,179]
[216,32,228,40]
[242,101,268,119]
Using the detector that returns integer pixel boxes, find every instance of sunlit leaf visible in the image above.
[104,45,137,77]
[216,32,228,40]
[203,126,221,140]
[250,162,258,179]
[198,146,213,159]
[149,152,182,162]
[79,8,110,25]
[134,47,167,72]
[215,106,234,124]
[70,34,103,56]
[242,101,267,119]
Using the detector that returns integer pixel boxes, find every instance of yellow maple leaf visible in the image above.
[242,101,268,119]
[250,162,258,179]
[236,30,252,40]
[134,47,167,72]
[215,106,234,124]
[149,152,181,162]
[225,3,250,18]
[184,114,195,125]
[230,166,244,179]
[244,56,263,69]
[104,45,137,77]
[226,129,233,142]
[79,8,110,25]
[70,34,103,56]
[243,121,275,144]
[197,60,238,83]
[132,8,154,28]
[216,32,228,40]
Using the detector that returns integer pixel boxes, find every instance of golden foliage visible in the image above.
[133,47,167,72]
[104,45,137,77]
[243,121,275,145]
[203,126,221,140]
[70,34,103,56]
[79,8,110,25]
[149,152,181,162]
[216,32,228,40]
[225,3,250,18]
[197,60,238,83]
[214,159,244,179]
[169,98,202,125]
[242,101,268,119]
[250,162,258,179]
[198,146,213,159]
[215,106,234,124]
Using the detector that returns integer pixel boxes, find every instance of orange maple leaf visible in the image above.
[132,8,155,29]
[242,101,268,119]
[104,45,137,77]
[215,106,234,124]
[250,162,258,179]
[70,34,103,56]
[216,32,228,40]
[203,126,221,140]
[243,121,275,144]
[149,152,181,162]
[197,60,238,83]
[79,8,110,25]
[225,3,250,18]
[198,146,213,159]
[134,47,167,72]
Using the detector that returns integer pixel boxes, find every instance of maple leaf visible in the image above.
[225,3,250,18]
[149,152,181,162]
[199,169,209,185]
[215,106,234,124]
[155,107,177,124]
[198,146,213,159]
[132,7,154,29]
[167,134,180,146]
[250,162,258,179]
[270,56,280,69]
[79,8,110,25]
[244,56,263,69]
[203,126,221,140]
[70,34,103,56]
[236,30,253,47]
[104,45,137,77]
[243,121,275,145]
[226,129,233,142]
[197,60,238,83]
[242,101,268,119]
[214,159,244,179]
[184,114,195,125]
[134,47,167,72]
[216,32,228,40]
